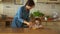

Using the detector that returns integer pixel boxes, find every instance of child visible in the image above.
[30,18,43,29]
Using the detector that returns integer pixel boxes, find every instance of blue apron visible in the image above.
[11,6,30,28]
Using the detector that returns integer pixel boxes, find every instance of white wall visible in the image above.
[3,3,23,17]
[0,2,3,14]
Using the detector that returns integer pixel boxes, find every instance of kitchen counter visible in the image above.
[0,17,13,28]
[0,17,13,22]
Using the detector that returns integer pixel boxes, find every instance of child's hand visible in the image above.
[29,22,34,28]
[29,22,33,26]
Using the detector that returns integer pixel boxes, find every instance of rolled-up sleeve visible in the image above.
[17,7,24,23]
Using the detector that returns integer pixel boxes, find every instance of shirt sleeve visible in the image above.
[27,11,30,22]
[17,7,24,23]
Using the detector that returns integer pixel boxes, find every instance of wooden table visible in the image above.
[0,28,59,34]
[0,18,59,34]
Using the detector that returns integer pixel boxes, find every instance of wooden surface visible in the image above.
[0,28,59,34]
[0,17,13,22]
[0,17,59,34]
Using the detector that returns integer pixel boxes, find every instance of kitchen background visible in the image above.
[0,0,60,17]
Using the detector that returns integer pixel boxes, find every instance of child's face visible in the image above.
[35,20,40,25]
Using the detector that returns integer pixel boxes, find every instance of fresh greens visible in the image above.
[32,11,44,17]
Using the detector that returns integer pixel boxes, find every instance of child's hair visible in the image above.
[35,18,41,21]
[31,18,41,25]
[25,0,35,7]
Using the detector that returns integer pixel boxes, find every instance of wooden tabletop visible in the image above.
[0,28,58,34]
[0,28,59,34]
